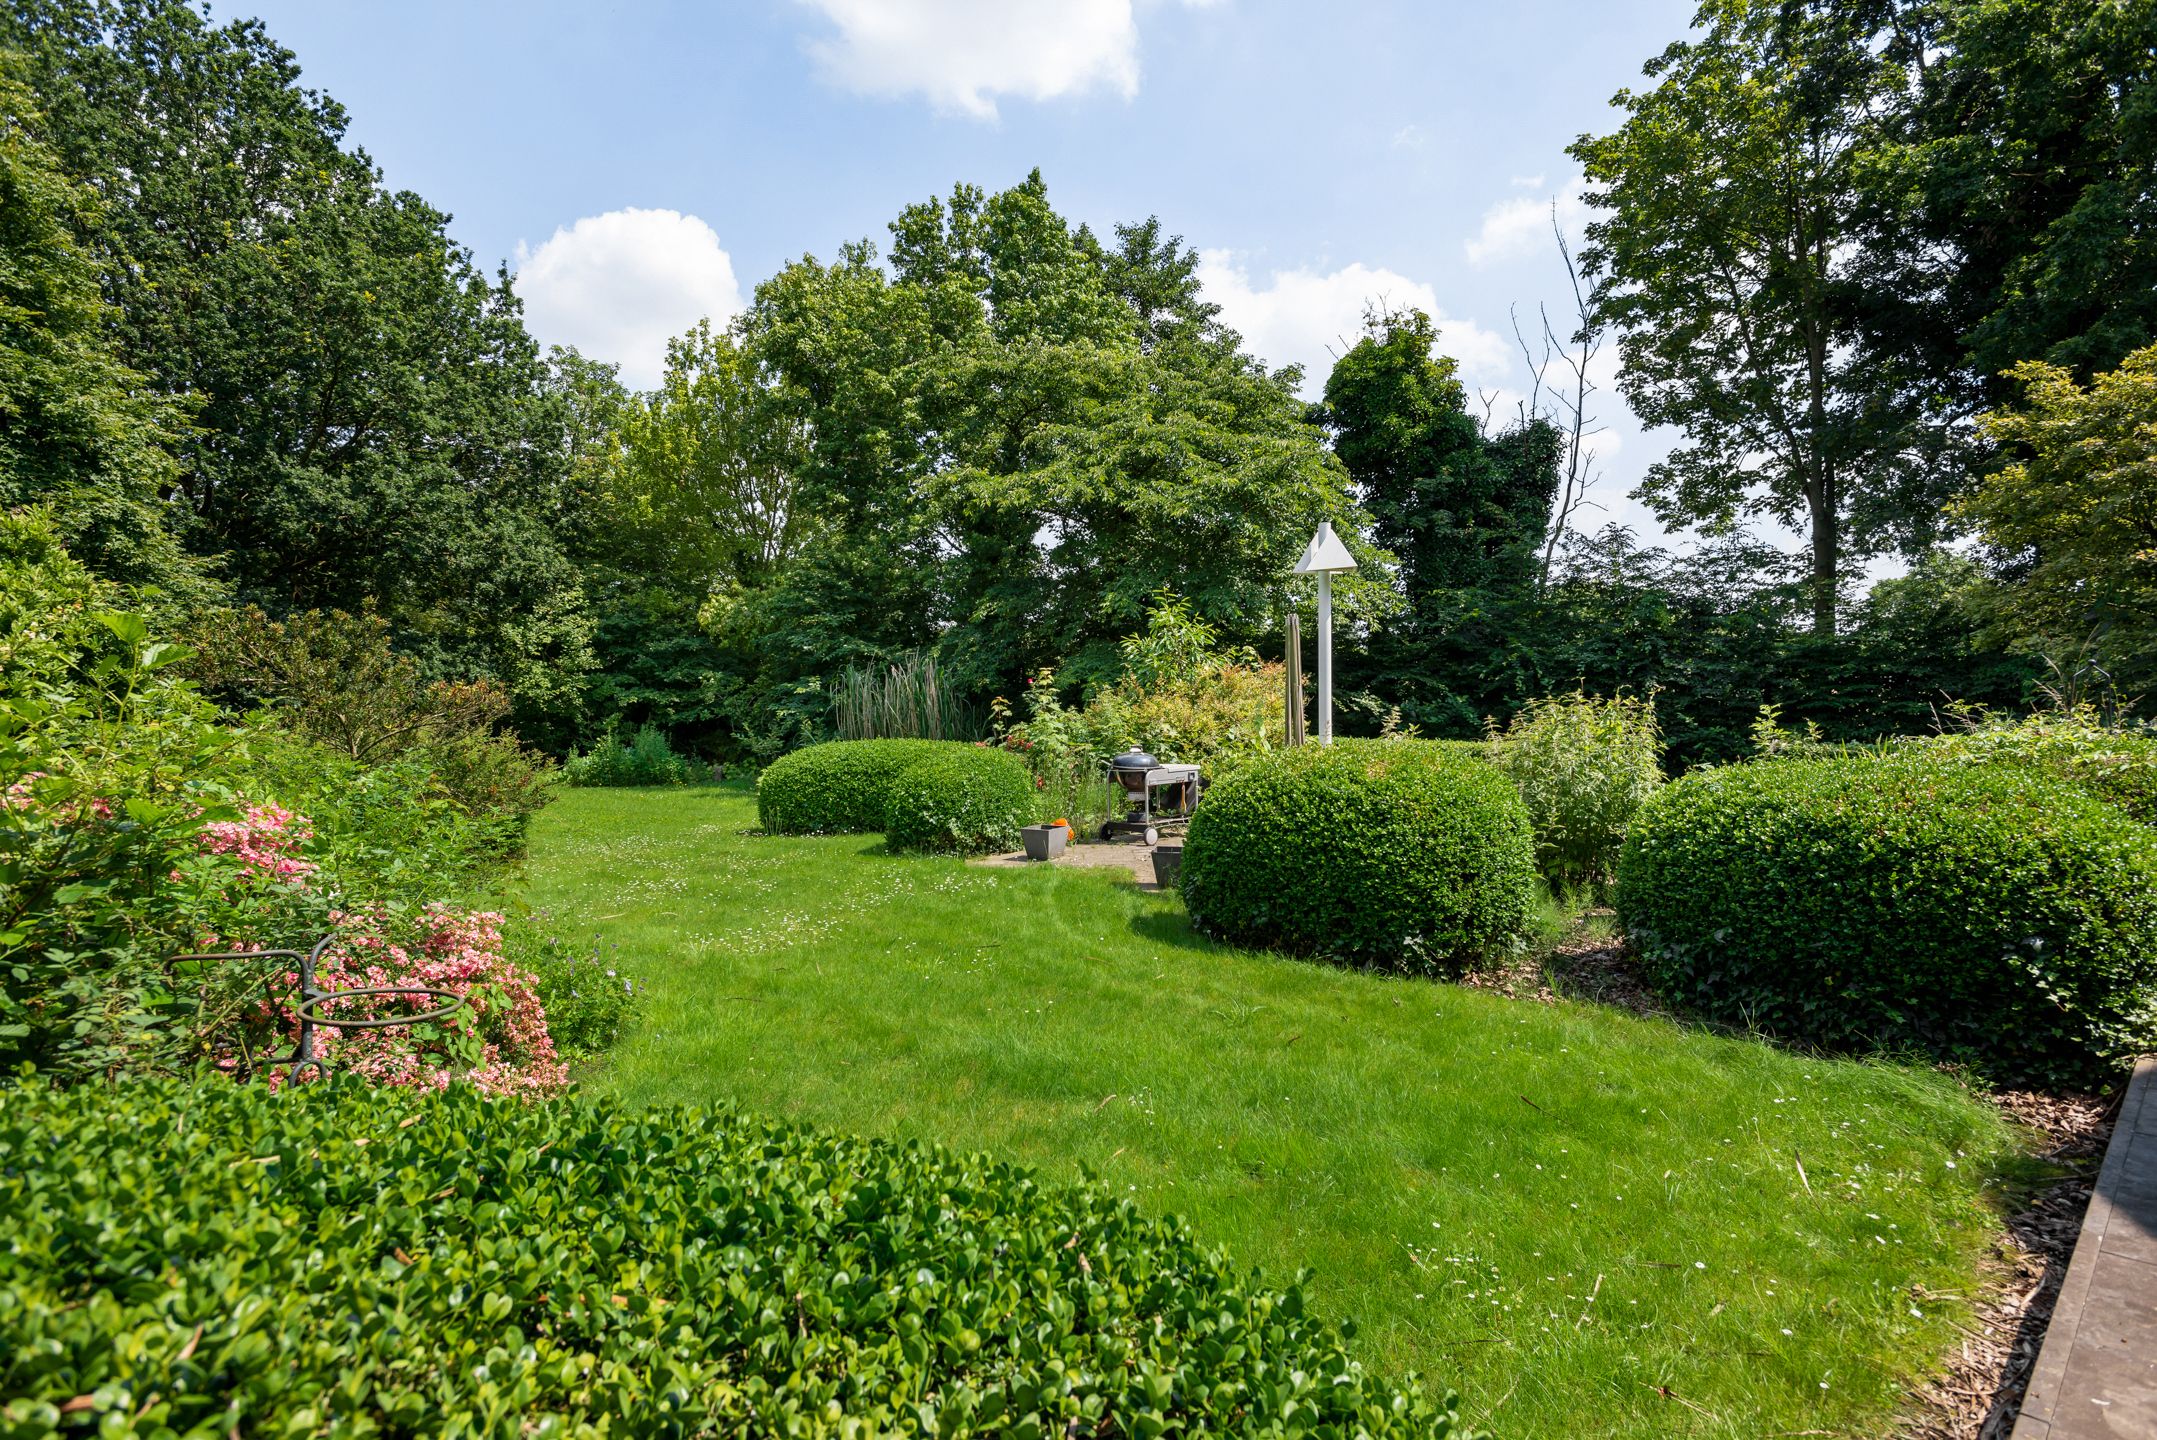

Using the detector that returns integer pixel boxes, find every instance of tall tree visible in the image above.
[1321,306,1560,732]
[1852,0,2157,417]
[744,172,1370,698]
[4,0,593,720]
[0,50,196,594]
[1571,0,1932,633]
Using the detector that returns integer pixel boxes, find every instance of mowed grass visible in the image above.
[523,784,2032,1438]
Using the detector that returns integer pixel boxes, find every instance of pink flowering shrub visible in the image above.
[197,803,317,883]
[258,904,567,1096]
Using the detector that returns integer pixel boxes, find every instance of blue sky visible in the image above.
[237,0,1711,548]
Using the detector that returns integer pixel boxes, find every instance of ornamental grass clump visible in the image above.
[1616,753,2157,1086]
[0,1077,1471,1439]
[1179,738,1537,974]
[884,746,1034,855]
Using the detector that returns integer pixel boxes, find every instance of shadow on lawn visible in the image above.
[1128,909,1220,954]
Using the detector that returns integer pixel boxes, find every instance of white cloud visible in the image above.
[1391,123,1429,150]
[1509,173,1546,189]
[1196,250,1510,397]
[514,209,742,390]
[1465,175,1590,266]
[794,0,1211,121]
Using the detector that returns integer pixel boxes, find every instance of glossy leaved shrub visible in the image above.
[1179,739,1537,973]
[0,1077,1471,1439]
[884,746,1035,855]
[1616,755,2157,1085]
[754,739,951,834]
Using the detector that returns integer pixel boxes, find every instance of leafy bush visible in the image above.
[1898,704,2157,825]
[0,1078,1469,1439]
[563,723,703,787]
[0,514,576,1084]
[1616,755,2157,1085]
[990,598,1292,824]
[884,746,1035,855]
[505,919,641,1064]
[187,605,554,854]
[754,738,948,834]
[1487,689,1662,888]
[1180,739,1538,974]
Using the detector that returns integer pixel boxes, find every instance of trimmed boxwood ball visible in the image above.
[1179,738,1537,973]
[755,738,949,834]
[884,745,1034,855]
[1616,755,2157,1086]
[0,1078,1469,1438]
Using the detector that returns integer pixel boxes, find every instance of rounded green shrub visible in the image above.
[1179,738,1538,973]
[884,745,1034,855]
[1616,755,2157,1086]
[755,738,948,834]
[0,1077,1465,1437]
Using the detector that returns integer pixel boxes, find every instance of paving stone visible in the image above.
[2015,1057,2157,1439]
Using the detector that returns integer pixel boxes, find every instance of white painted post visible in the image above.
[1316,569,1333,745]
[1290,520,1357,749]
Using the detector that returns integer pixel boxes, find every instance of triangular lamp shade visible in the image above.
[1291,521,1358,575]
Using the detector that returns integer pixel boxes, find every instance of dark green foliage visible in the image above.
[562,724,702,788]
[754,739,950,834]
[883,746,1034,855]
[1341,531,2037,767]
[5,0,596,720]
[0,52,196,595]
[1855,0,2157,417]
[1179,739,1537,974]
[0,1077,1465,1438]
[1616,755,2157,1085]
[1323,305,1556,604]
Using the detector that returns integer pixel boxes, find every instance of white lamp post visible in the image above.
[1290,520,1358,745]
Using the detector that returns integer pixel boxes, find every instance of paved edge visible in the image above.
[2010,1054,2157,1439]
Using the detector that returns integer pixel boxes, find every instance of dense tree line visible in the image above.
[2,0,2149,767]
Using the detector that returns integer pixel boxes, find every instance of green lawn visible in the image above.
[522,784,2034,1438]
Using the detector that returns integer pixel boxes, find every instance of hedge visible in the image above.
[755,739,951,834]
[0,1078,1469,1438]
[884,747,1035,855]
[1179,739,1537,974]
[1616,755,2157,1086]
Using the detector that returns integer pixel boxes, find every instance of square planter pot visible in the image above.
[1020,824,1069,862]
[1150,844,1182,890]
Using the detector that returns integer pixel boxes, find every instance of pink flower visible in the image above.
[198,803,316,884]
[255,904,567,1097]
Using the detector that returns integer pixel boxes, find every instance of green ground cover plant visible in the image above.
[1,1076,1460,1438]
[1179,739,1537,973]
[1617,754,2157,1086]
[883,746,1033,855]
[523,784,2032,1440]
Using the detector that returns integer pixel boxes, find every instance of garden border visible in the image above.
[2010,1055,2157,1438]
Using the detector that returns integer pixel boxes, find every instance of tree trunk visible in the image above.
[1808,485,1838,636]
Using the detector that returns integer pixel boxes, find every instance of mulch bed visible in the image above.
[1463,916,2124,1440]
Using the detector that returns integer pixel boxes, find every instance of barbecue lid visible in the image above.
[1110,750,1158,773]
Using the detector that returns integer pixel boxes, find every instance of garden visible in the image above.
[6,0,2157,1435]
